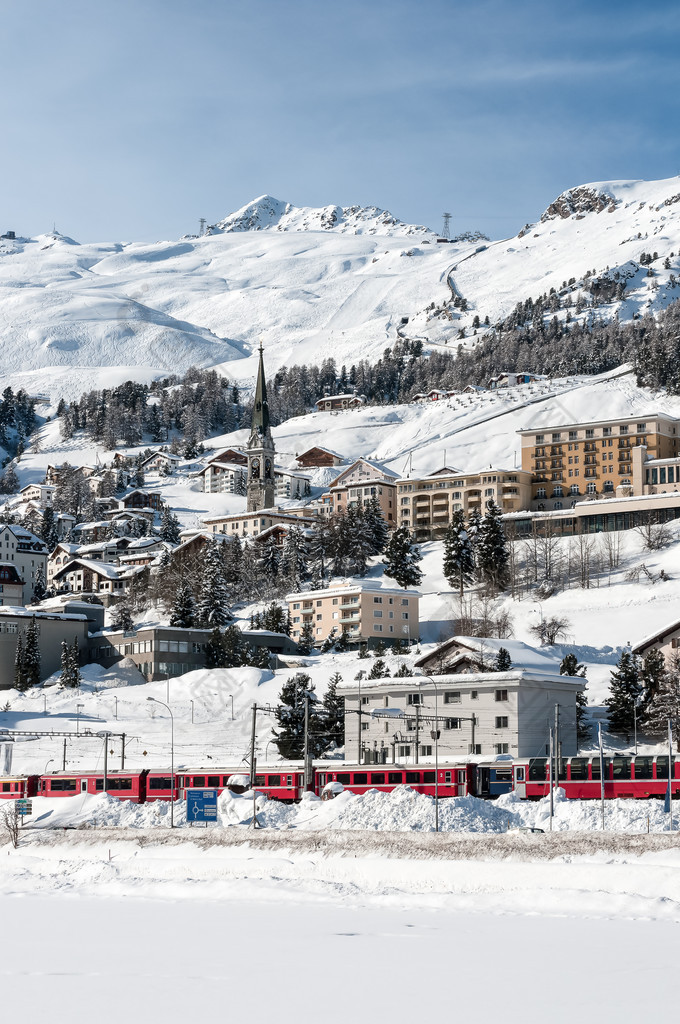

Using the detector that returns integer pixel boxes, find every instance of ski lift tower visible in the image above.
[441,212,452,240]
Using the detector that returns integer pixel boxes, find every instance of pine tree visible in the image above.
[323,672,345,748]
[443,509,475,599]
[364,495,389,555]
[197,542,231,627]
[334,628,351,652]
[495,647,512,671]
[204,626,227,668]
[382,526,423,588]
[40,506,59,550]
[223,624,250,667]
[394,662,414,677]
[605,650,641,736]
[169,580,195,628]
[13,633,27,691]
[644,656,680,740]
[476,501,509,593]
[368,658,390,679]
[111,601,134,631]
[640,647,666,710]
[273,673,324,758]
[296,620,316,656]
[560,653,586,677]
[250,645,272,670]
[280,526,307,593]
[23,617,41,688]
[159,506,182,544]
[71,637,82,688]
[321,627,338,652]
[32,565,47,603]
[59,638,80,688]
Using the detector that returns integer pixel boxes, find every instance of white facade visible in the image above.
[339,672,583,764]
[0,525,48,603]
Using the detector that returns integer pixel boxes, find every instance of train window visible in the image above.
[515,767,525,782]
[656,757,673,780]
[405,772,420,783]
[267,775,281,786]
[634,758,654,780]
[353,773,368,785]
[337,774,351,784]
[370,773,385,785]
[457,770,466,784]
[494,770,512,782]
[95,779,104,791]
[192,776,206,787]
[254,776,267,786]
[149,777,172,789]
[591,758,610,780]
[208,776,220,787]
[612,757,632,779]
[528,759,547,781]
[1,782,9,792]
[558,759,567,780]
[107,778,133,790]
[423,772,435,783]
[286,777,293,787]
[569,759,588,780]
[388,772,403,784]
[444,772,452,783]
[50,779,77,791]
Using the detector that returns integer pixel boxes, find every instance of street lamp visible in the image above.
[228,694,234,720]
[423,676,440,832]
[147,696,175,828]
[44,758,54,774]
[190,699,194,725]
[76,703,84,735]
[114,696,118,720]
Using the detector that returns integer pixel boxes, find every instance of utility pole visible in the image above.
[62,737,66,770]
[304,694,311,791]
[357,682,362,765]
[415,702,420,764]
[249,704,258,790]
[554,703,560,788]
[548,727,554,831]
[103,733,109,793]
[120,733,126,770]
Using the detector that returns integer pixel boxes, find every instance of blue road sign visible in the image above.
[186,788,218,823]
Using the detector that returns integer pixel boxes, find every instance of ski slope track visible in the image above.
[1,177,680,394]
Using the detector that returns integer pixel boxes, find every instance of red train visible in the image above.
[1,754,678,807]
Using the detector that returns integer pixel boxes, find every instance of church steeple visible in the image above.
[246,342,276,512]
[249,342,272,444]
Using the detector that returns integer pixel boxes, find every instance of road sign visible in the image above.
[16,800,32,815]
[186,789,218,823]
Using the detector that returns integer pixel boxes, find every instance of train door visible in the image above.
[476,767,490,798]
[80,779,88,793]
[513,765,526,799]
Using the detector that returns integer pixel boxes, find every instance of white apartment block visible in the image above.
[286,580,420,645]
[339,671,583,764]
[0,525,48,603]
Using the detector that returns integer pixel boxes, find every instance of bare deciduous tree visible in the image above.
[529,615,572,646]
[636,521,673,551]
[1,803,20,849]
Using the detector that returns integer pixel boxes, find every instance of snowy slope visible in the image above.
[3,177,680,388]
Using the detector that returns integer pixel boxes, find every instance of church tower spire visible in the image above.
[246,342,276,511]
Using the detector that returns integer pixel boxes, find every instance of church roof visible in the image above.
[250,343,271,440]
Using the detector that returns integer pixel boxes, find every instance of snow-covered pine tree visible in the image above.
[249,645,272,670]
[323,672,345,748]
[605,650,642,737]
[273,673,324,759]
[13,633,27,691]
[23,617,41,688]
[169,580,195,628]
[560,653,589,742]
[308,522,330,589]
[364,495,389,555]
[40,506,59,550]
[32,565,47,603]
[345,503,373,576]
[382,526,423,588]
[644,655,680,740]
[476,501,509,593]
[368,658,390,679]
[59,640,72,688]
[196,542,231,627]
[640,647,666,710]
[321,627,338,652]
[443,509,475,599]
[296,620,316,656]
[111,601,134,632]
[257,535,281,586]
[159,506,182,544]
[495,647,512,671]
[71,637,82,689]
[223,624,250,667]
[280,526,307,593]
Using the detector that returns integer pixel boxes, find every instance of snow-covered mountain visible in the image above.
[2,177,680,396]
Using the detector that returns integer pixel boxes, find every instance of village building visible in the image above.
[202,508,318,539]
[339,638,583,763]
[139,450,182,472]
[0,524,48,603]
[205,447,248,466]
[19,483,55,505]
[87,624,298,680]
[0,607,90,689]
[0,564,25,606]
[197,460,247,494]
[329,459,398,526]
[632,620,680,668]
[247,344,276,512]
[314,394,365,412]
[397,466,532,540]
[518,413,680,511]
[286,579,420,645]
[295,446,345,469]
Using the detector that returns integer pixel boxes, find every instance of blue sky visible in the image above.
[2,0,680,241]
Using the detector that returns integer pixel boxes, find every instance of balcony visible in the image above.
[339,614,360,624]
[339,601,359,610]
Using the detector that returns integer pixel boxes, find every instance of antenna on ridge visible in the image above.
[441,212,451,240]
[199,218,206,236]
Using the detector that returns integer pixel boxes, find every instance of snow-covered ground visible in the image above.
[3,176,680,388]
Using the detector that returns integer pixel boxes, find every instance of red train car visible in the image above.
[0,775,39,799]
[316,764,475,798]
[178,768,306,803]
[39,770,148,803]
[516,755,679,800]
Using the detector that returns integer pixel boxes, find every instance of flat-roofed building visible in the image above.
[286,579,419,646]
[397,466,532,540]
[0,607,90,689]
[518,413,680,511]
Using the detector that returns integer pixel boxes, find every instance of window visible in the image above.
[407,693,423,705]
[470,690,478,700]
[398,746,411,758]
[374,624,383,632]
[469,744,482,755]
[388,772,403,784]
[401,598,409,606]
[494,743,509,754]
[371,773,385,785]
[536,488,546,499]
[420,745,432,757]
[637,422,647,432]
[495,716,508,728]
[494,689,508,702]
[361,696,370,705]
[444,691,461,704]
[353,773,368,785]
[585,429,594,439]
[373,610,382,618]
[444,718,460,729]
[149,777,172,790]
[401,612,409,620]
